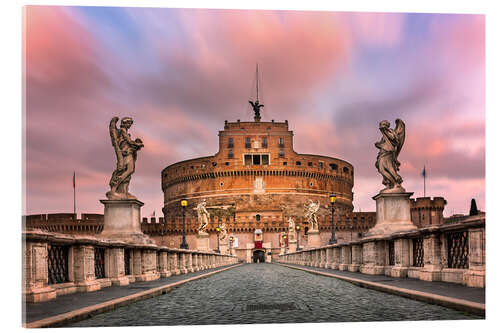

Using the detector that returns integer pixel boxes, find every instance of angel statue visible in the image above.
[249,99,264,122]
[194,199,210,234]
[287,216,295,232]
[304,200,320,231]
[375,119,406,193]
[218,223,227,242]
[106,117,144,200]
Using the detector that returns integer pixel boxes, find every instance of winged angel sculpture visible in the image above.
[106,117,144,200]
[375,119,406,193]
[304,200,320,231]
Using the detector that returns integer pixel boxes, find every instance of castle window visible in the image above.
[245,137,251,148]
[309,182,313,187]
[256,214,261,222]
[244,154,252,166]
[227,138,234,148]
[279,150,285,158]
[283,161,287,166]
[253,154,261,165]
[262,137,268,148]
[279,138,284,148]
[220,182,224,187]
[319,162,323,169]
[228,150,234,159]
[296,161,301,166]
[329,163,338,171]
[308,162,313,167]
[262,154,269,165]
[343,167,349,173]
[225,162,229,166]
[212,162,217,167]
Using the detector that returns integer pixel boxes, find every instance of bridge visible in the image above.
[22,212,484,327]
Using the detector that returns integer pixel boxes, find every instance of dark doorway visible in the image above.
[252,250,265,263]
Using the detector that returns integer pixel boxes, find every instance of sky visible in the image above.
[23,5,485,217]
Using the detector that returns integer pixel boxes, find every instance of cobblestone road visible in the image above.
[72,263,481,327]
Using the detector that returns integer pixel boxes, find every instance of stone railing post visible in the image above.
[349,244,362,272]
[105,247,129,286]
[191,252,199,272]
[339,245,351,271]
[72,244,101,292]
[158,250,171,278]
[325,247,333,269]
[419,234,442,281]
[23,240,56,302]
[169,251,180,275]
[131,249,142,281]
[360,240,385,275]
[136,249,159,282]
[331,247,340,269]
[179,252,188,274]
[391,238,410,278]
[465,227,485,287]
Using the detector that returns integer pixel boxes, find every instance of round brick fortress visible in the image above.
[161,119,354,226]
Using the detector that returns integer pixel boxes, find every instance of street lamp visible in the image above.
[180,199,188,249]
[328,193,337,245]
[229,236,234,255]
[215,226,221,253]
[296,225,301,251]
[283,234,288,254]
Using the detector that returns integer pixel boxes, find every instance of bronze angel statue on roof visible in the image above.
[106,117,144,200]
[375,119,406,193]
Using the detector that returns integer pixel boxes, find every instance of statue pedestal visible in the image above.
[289,240,298,252]
[306,230,321,249]
[196,232,210,251]
[365,192,417,237]
[99,199,154,245]
[219,244,228,255]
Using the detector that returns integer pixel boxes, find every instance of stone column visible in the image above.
[179,252,188,274]
[192,253,199,272]
[325,247,333,269]
[339,246,351,271]
[169,252,180,275]
[419,234,442,281]
[349,244,362,272]
[360,240,385,275]
[331,247,340,269]
[464,227,485,287]
[158,251,171,278]
[105,247,129,286]
[136,249,160,282]
[72,245,101,292]
[131,249,142,281]
[391,238,410,278]
[23,241,56,303]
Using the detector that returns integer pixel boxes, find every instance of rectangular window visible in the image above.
[253,154,261,165]
[308,162,313,167]
[262,137,268,148]
[227,138,234,148]
[279,137,284,148]
[244,154,252,166]
[319,162,323,169]
[245,137,251,148]
[279,150,285,158]
[296,161,301,166]
[228,150,234,159]
[262,155,269,165]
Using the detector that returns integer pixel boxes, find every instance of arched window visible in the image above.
[256,214,261,222]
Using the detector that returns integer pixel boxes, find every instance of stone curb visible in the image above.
[278,263,485,316]
[24,263,244,328]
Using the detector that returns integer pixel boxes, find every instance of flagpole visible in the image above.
[73,171,76,220]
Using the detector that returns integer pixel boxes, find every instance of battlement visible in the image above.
[410,197,447,209]
[410,196,447,228]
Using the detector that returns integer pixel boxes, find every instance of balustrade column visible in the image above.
[360,241,385,275]
[465,227,485,287]
[132,249,142,281]
[339,246,351,271]
[158,251,171,278]
[179,252,188,274]
[419,234,442,281]
[105,247,129,286]
[168,252,180,275]
[325,247,333,269]
[192,253,199,272]
[331,247,340,269]
[349,244,362,272]
[23,241,56,302]
[72,245,101,292]
[391,238,410,278]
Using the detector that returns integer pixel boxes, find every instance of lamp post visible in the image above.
[229,236,234,255]
[216,226,220,253]
[283,234,288,254]
[328,193,337,245]
[296,225,301,251]
[180,199,188,249]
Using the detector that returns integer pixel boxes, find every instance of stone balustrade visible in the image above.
[22,230,239,303]
[278,216,485,288]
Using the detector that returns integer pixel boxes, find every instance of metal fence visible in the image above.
[47,244,69,284]
[94,247,105,279]
[447,231,469,269]
[412,237,424,267]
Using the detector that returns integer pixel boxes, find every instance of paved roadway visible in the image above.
[70,263,482,326]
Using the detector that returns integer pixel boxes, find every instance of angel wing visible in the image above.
[394,119,406,160]
[109,117,123,170]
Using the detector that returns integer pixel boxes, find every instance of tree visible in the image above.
[469,198,479,216]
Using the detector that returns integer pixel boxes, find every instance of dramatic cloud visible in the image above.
[24,6,485,217]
